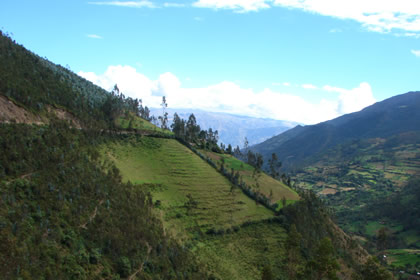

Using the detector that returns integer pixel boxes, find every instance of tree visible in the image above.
[307,237,339,280]
[226,144,232,154]
[233,145,241,158]
[376,227,388,252]
[356,257,392,280]
[285,224,304,279]
[171,113,186,138]
[282,196,287,208]
[261,265,273,280]
[186,114,200,142]
[268,153,281,178]
[158,96,168,129]
[243,137,249,150]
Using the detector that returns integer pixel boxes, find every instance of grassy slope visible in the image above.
[116,113,173,136]
[103,137,272,231]
[103,136,289,279]
[201,150,299,207]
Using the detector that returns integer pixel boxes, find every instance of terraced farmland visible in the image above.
[103,136,273,237]
[200,150,299,207]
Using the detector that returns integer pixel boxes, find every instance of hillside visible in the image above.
[103,135,372,279]
[151,108,298,147]
[252,91,420,170]
[0,31,389,279]
[252,91,420,274]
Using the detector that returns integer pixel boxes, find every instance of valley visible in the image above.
[0,30,404,279]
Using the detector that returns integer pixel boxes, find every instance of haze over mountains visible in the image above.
[151,108,298,147]
[251,91,420,267]
[251,91,420,170]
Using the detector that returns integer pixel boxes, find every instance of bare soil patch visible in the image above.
[0,95,44,124]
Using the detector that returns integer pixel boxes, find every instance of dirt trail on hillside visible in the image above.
[79,199,104,229]
[128,242,152,280]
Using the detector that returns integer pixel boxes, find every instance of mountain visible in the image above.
[0,31,391,279]
[252,91,420,272]
[252,91,420,170]
[150,108,298,147]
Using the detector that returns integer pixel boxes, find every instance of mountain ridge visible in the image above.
[251,91,420,170]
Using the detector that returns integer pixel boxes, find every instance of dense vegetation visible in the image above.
[0,31,144,129]
[0,122,207,279]
[0,28,392,279]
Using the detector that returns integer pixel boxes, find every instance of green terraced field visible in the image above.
[200,150,299,207]
[103,137,273,237]
[386,249,420,268]
[102,136,291,279]
[196,222,287,280]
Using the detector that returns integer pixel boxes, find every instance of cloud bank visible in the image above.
[192,0,420,35]
[79,65,376,124]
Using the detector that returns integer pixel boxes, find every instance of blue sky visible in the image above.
[1,0,419,124]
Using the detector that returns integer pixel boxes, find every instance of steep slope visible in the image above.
[0,30,381,279]
[0,123,207,279]
[103,135,371,279]
[252,91,420,170]
[198,149,299,208]
[151,108,298,147]
[103,137,273,236]
[0,31,140,129]
[252,91,420,274]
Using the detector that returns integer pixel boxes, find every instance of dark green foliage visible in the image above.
[306,238,339,280]
[261,265,273,280]
[0,32,140,129]
[0,123,207,279]
[284,224,304,279]
[268,153,281,178]
[356,257,393,280]
[172,113,222,152]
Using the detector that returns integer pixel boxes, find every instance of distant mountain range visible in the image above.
[251,91,420,170]
[150,108,298,147]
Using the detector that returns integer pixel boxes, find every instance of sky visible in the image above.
[1,0,419,124]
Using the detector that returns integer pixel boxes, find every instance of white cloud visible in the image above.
[302,83,317,89]
[79,65,376,124]
[192,0,272,13]
[323,82,375,114]
[283,82,291,86]
[411,49,420,57]
[88,1,156,8]
[86,34,103,39]
[273,0,420,35]
[191,0,420,35]
[163,2,185,7]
